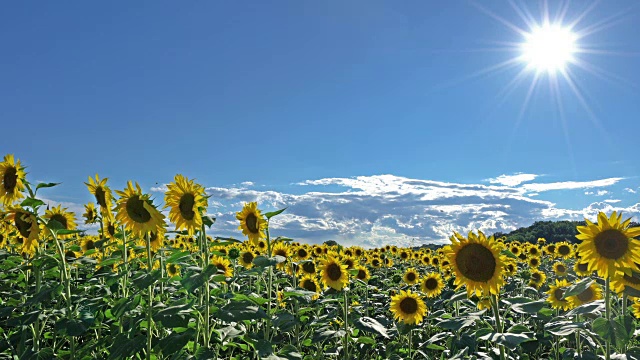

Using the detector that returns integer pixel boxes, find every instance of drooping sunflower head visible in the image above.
[528,269,547,289]
[553,261,568,277]
[85,174,113,214]
[0,154,26,206]
[236,202,267,245]
[83,202,98,224]
[211,255,233,279]
[546,279,574,311]
[7,207,39,242]
[44,205,78,238]
[403,268,420,285]
[576,211,640,279]
[446,231,506,297]
[389,290,428,325]
[164,174,208,236]
[319,255,349,291]
[611,269,640,296]
[115,181,166,237]
[420,272,444,298]
[568,283,602,308]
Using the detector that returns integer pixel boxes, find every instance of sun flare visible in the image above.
[521,23,577,74]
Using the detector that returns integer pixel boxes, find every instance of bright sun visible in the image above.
[521,23,577,74]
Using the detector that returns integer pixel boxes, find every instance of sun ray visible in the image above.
[471,1,529,37]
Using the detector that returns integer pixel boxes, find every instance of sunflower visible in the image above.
[553,262,568,277]
[383,257,393,267]
[81,237,97,253]
[576,211,640,278]
[503,261,517,276]
[509,243,521,256]
[341,255,357,270]
[555,241,574,260]
[44,205,78,239]
[546,279,573,311]
[239,249,255,269]
[164,174,208,236]
[421,255,431,266]
[611,270,640,296]
[355,266,370,282]
[85,174,113,216]
[544,244,557,257]
[211,255,233,278]
[115,181,166,237]
[299,275,321,300]
[295,246,310,261]
[0,155,26,206]
[528,256,541,268]
[369,257,382,268]
[236,202,267,245]
[147,230,165,251]
[528,245,541,257]
[431,256,441,268]
[403,268,420,285]
[477,297,492,311]
[166,263,181,277]
[574,260,591,277]
[300,260,317,276]
[6,207,39,242]
[83,202,98,224]
[420,273,445,298]
[389,290,427,325]
[399,250,410,261]
[446,231,505,297]
[529,269,547,289]
[568,283,602,308]
[319,255,349,291]
[538,237,546,245]
[103,217,117,240]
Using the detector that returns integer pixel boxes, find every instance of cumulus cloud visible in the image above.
[625,188,637,194]
[488,173,538,187]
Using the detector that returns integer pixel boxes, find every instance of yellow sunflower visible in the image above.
[553,262,568,277]
[544,244,557,257]
[43,205,77,239]
[420,272,445,298]
[341,255,357,270]
[632,300,640,318]
[528,256,541,268]
[147,229,165,251]
[546,279,573,311]
[538,237,546,245]
[403,268,420,285]
[576,211,640,278]
[294,246,311,261]
[354,265,370,282]
[239,249,255,269]
[236,202,267,245]
[83,202,98,224]
[0,155,26,206]
[103,217,118,240]
[81,237,98,253]
[164,174,208,236]
[508,243,521,256]
[389,290,427,325]
[611,270,640,296]
[445,231,505,297]
[6,207,39,242]
[299,275,321,300]
[574,260,592,277]
[527,245,541,257]
[369,257,382,268]
[477,297,492,311]
[555,241,574,260]
[166,263,181,277]
[529,269,547,289]
[85,174,113,216]
[211,255,233,278]
[115,181,166,237]
[300,260,317,276]
[319,255,349,291]
[503,261,517,276]
[568,283,602,308]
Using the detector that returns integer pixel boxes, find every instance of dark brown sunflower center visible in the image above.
[558,245,571,255]
[455,243,497,282]
[95,187,107,208]
[215,263,227,272]
[302,280,318,292]
[14,212,33,238]
[556,264,566,273]
[577,263,588,272]
[344,250,353,256]
[65,250,76,259]
[168,264,178,275]
[302,262,316,274]
[245,213,259,233]
[344,259,354,269]
[357,269,367,280]
[530,248,538,255]
[530,259,539,266]
[85,240,95,250]
[406,272,417,282]
[425,278,438,290]
[594,229,629,259]
[3,167,18,192]
[532,273,541,281]
[507,264,515,272]
[50,214,68,229]
[326,263,342,281]
[577,287,594,302]
[432,258,440,265]
[125,196,152,223]
[399,297,418,314]
[108,223,116,236]
[401,252,408,259]
[242,252,254,264]
[355,250,362,256]
[274,249,287,258]
[258,241,266,249]
[178,193,196,221]
[297,249,308,258]
[372,259,381,267]
[547,245,556,253]
[554,288,565,301]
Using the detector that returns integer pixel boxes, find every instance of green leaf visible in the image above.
[624,285,640,298]
[353,316,390,339]
[202,215,215,228]
[36,182,60,190]
[215,301,267,323]
[358,336,375,345]
[54,318,92,337]
[153,301,193,329]
[478,332,532,350]
[46,219,64,231]
[108,334,146,360]
[616,314,635,344]
[21,197,44,208]
[592,316,628,349]
[276,344,303,360]
[112,294,142,319]
[131,270,162,291]
[566,302,603,316]
[165,251,191,264]
[253,255,286,268]
[437,317,476,331]
[57,229,84,235]
[181,264,218,292]
[265,207,287,219]
[627,347,640,360]
[561,278,593,299]
[500,249,518,259]
[155,328,195,355]
[511,300,547,314]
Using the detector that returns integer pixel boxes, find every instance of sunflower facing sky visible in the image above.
[115,181,166,237]
[389,290,427,325]
[236,202,267,245]
[576,211,640,279]
[0,154,26,206]
[445,231,506,297]
[85,174,113,218]
[164,174,208,236]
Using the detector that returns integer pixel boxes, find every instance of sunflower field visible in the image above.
[2,153,640,360]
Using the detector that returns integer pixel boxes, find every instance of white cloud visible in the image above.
[488,173,538,187]
[240,181,254,187]
[521,178,624,193]
[625,188,637,194]
[604,199,621,203]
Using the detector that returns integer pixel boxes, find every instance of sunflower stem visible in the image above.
[33,246,41,353]
[408,329,413,359]
[145,232,154,360]
[202,224,211,348]
[50,229,75,360]
[343,288,349,360]
[575,315,581,357]
[605,276,611,360]
[490,294,505,360]
[265,221,273,341]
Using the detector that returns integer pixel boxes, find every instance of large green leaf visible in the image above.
[478,332,532,350]
[153,301,193,329]
[108,334,146,360]
[354,316,389,339]
[511,300,547,314]
[264,207,287,219]
[561,278,593,299]
[21,197,44,208]
[155,328,195,355]
[215,300,267,323]
[438,316,477,331]
[592,316,628,349]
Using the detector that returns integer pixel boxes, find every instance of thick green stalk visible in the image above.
[51,230,75,360]
[202,224,211,348]
[265,222,272,341]
[145,232,154,360]
[343,289,349,360]
[490,294,505,360]
[605,277,611,360]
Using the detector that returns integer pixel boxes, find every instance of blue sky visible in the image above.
[2,1,640,246]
